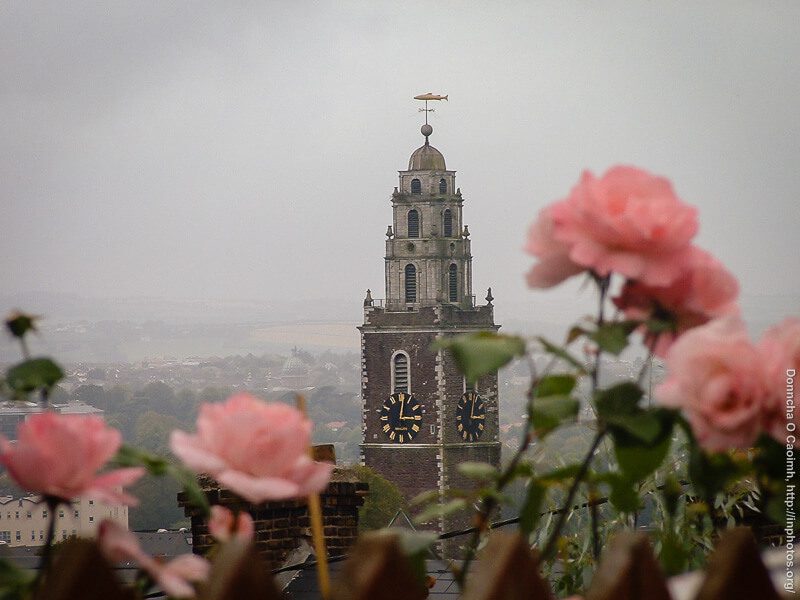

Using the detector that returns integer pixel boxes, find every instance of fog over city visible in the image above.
[3,2,799,360]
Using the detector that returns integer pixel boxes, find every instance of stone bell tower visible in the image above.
[359,119,501,542]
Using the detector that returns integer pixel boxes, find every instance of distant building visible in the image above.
[275,348,312,389]
[0,495,128,548]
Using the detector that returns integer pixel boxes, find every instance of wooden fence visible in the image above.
[39,526,786,599]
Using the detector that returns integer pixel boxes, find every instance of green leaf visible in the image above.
[645,318,675,334]
[519,480,546,535]
[597,472,641,513]
[536,374,576,398]
[4,312,38,339]
[765,490,786,525]
[659,531,690,576]
[508,461,534,479]
[168,465,210,516]
[396,529,438,556]
[5,358,64,394]
[410,489,440,506]
[394,529,439,585]
[457,462,498,482]
[413,498,467,524]
[754,434,785,480]
[434,332,525,383]
[661,474,683,519]
[0,557,34,600]
[589,321,638,355]
[604,411,661,444]
[113,445,169,476]
[539,464,582,484]
[531,395,579,436]
[613,425,672,482]
[566,326,589,344]
[678,416,749,502]
[595,382,643,418]
[536,337,587,373]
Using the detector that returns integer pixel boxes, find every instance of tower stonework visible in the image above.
[359,123,501,546]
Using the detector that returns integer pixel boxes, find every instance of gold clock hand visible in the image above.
[400,397,416,419]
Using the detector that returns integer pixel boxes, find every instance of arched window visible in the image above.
[464,377,476,394]
[439,178,447,194]
[448,264,458,302]
[411,178,421,194]
[443,209,453,237]
[407,210,420,238]
[405,264,417,302]
[392,352,410,393]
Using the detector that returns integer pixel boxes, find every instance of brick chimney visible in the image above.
[178,445,367,566]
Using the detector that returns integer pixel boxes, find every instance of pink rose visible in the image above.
[209,505,255,543]
[170,394,333,503]
[527,166,698,288]
[757,317,800,440]
[0,413,144,505]
[656,318,770,451]
[525,206,584,288]
[98,519,209,598]
[613,246,740,355]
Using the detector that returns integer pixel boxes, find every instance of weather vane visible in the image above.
[414,92,448,125]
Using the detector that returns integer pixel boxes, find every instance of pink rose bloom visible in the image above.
[0,413,144,505]
[209,505,255,543]
[757,317,800,440]
[525,206,584,287]
[527,166,698,288]
[170,394,333,503]
[613,246,740,356]
[98,519,209,598]
[656,318,770,451]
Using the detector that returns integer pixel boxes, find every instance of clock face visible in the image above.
[379,392,422,443]
[456,392,486,442]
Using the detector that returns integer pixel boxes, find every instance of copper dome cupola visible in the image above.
[408,124,446,171]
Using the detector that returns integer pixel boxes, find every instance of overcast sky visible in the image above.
[3,2,799,332]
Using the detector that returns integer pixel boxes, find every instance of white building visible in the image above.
[0,495,128,547]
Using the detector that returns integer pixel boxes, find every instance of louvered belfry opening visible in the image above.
[443,209,453,237]
[449,264,458,302]
[393,353,409,393]
[407,210,420,238]
[405,264,417,302]
[439,178,447,194]
[411,178,421,194]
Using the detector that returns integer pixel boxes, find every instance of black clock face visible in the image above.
[379,392,422,443]
[456,392,486,442]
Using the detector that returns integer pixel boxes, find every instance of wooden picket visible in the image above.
[20,525,788,599]
[331,531,428,600]
[199,538,282,600]
[462,531,552,600]
[693,527,780,600]
[584,531,671,600]
[38,538,134,600]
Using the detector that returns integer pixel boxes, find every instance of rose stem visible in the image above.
[296,395,331,600]
[34,497,59,591]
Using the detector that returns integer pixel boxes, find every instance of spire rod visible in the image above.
[413,92,447,130]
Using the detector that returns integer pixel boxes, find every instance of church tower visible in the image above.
[359,119,501,538]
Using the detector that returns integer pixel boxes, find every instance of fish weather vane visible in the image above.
[414,92,448,125]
